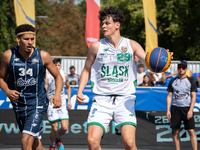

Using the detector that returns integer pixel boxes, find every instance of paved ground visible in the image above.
[0,145,194,150]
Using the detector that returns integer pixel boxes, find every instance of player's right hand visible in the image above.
[6,90,20,102]
[76,92,85,105]
[166,111,171,120]
[50,94,62,108]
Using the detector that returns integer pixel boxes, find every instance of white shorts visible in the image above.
[47,103,69,123]
[87,95,137,134]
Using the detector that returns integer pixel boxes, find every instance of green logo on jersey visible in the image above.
[129,114,134,117]
[103,48,109,51]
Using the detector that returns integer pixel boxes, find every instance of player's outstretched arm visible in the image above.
[77,41,99,105]
[41,50,63,108]
[0,50,20,102]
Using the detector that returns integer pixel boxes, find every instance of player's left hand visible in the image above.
[50,94,62,108]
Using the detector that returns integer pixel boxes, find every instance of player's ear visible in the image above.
[115,22,120,30]
[16,36,20,43]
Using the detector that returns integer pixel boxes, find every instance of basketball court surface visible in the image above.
[0,145,194,150]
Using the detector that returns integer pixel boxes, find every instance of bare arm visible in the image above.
[166,92,172,120]
[130,40,146,65]
[187,92,196,120]
[166,71,178,79]
[65,73,72,109]
[76,41,99,104]
[0,50,20,102]
[41,50,63,108]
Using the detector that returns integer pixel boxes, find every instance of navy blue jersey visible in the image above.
[167,76,198,107]
[7,47,48,115]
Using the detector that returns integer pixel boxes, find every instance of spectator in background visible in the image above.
[68,66,80,85]
[137,64,146,85]
[134,54,140,72]
[70,80,77,85]
[139,75,154,87]
[166,60,193,79]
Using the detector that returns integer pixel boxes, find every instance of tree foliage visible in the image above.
[0,0,16,56]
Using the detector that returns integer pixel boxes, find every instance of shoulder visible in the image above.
[89,41,100,51]
[40,50,51,58]
[40,50,52,64]
[1,49,12,64]
[169,77,177,84]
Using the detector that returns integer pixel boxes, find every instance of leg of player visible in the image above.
[121,125,137,150]
[187,129,197,150]
[21,133,35,150]
[32,138,47,150]
[173,129,181,150]
[55,120,69,150]
[87,125,103,150]
[50,122,59,149]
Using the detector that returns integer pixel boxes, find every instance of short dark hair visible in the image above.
[53,58,61,64]
[70,66,75,70]
[15,24,35,36]
[138,64,144,68]
[99,6,124,25]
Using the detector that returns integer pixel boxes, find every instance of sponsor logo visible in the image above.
[17,77,36,87]
[103,48,109,51]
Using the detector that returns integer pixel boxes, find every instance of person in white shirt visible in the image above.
[137,64,146,85]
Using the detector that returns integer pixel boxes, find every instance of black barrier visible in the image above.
[0,110,200,148]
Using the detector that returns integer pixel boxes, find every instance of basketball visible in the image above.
[145,47,171,73]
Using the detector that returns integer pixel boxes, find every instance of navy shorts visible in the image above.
[14,107,47,138]
[171,105,195,130]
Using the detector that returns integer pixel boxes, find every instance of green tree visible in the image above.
[0,0,16,56]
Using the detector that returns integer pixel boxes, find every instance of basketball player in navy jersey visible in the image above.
[0,24,63,150]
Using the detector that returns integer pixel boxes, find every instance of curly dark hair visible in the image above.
[15,24,35,36]
[99,6,125,25]
[53,58,61,64]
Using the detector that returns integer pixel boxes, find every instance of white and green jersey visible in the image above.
[90,37,137,95]
[47,69,66,108]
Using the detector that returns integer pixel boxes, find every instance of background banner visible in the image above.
[0,110,200,147]
[1,87,200,111]
[85,0,100,48]
[14,0,35,27]
[142,0,158,52]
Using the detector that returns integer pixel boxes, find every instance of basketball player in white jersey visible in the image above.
[77,6,166,150]
[45,58,72,150]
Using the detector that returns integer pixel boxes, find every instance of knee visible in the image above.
[87,136,100,148]
[60,125,68,131]
[124,139,137,150]
[51,125,58,132]
[21,137,30,147]
[187,129,196,137]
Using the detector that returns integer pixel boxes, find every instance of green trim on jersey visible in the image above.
[106,37,124,49]
[91,80,94,92]
[48,118,69,123]
[87,122,105,133]
[134,80,137,89]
